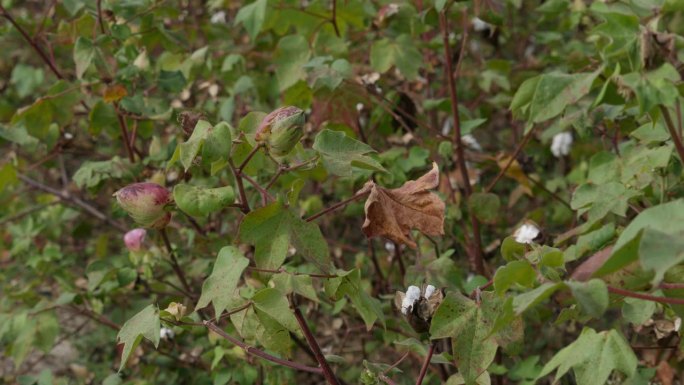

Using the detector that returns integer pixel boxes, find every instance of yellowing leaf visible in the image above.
[103,84,128,103]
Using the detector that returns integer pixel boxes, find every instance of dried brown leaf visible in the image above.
[360,162,445,248]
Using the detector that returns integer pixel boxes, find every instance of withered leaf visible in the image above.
[360,162,445,248]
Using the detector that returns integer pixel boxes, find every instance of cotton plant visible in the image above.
[551,132,573,158]
[395,284,443,333]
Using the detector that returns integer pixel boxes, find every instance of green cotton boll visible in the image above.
[255,106,305,157]
[114,182,172,229]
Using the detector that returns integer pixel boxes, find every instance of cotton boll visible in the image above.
[551,132,573,158]
[424,285,436,299]
[401,285,421,314]
[462,134,483,151]
[210,11,226,24]
[472,17,490,32]
[513,223,540,244]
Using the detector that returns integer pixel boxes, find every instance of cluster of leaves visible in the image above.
[2,0,684,385]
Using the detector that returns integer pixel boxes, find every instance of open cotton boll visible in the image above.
[401,285,421,314]
[160,327,174,340]
[514,223,540,244]
[424,285,436,299]
[551,132,573,157]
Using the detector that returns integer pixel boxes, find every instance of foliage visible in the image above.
[2,0,684,385]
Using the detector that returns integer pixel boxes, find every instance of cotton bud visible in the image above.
[114,183,172,229]
[123,228,147,252]
[255,106,305,157]
[165,302,187,321]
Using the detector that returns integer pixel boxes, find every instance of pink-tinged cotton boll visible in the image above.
[114,183,172,229]
[124,228,147,252]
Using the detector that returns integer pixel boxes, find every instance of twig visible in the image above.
[660,283,684,290]
[526,175,572,210]
[18,174,128,232]
[160,228,194,296]
[114,102,136,163]
[379,374,398,385]
[305,191,370,222]
[291,298,341,385]
[241,173,274,203]
[68,305,120,331]
[204,321,324,374]
[96,0,106,34]
[237,144,261,172]
[331,0,341,37]
[485,128,534,193]
[382,351,410,375]
[469,278,494,298]
[229,158,250,213]
[265,157,319,190]
[246,266,338,279]
[660,105,684,165]
[416,342,436,385]
[0,5,64,79]
[607,286,684,305]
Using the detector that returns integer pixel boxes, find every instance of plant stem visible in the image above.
[660,105,684,165]
[114,102,136,163]
[415,342,436,385]
[160,228,193,296]
[331,0,340,37]
[305,191,370,222]
[237,144,261,172]
[607,286,684,305]
[485,128,535,193]
[291,298,341,385]
[204,321,324,375]
[229,158,250,213]
[18,174,128,232]
[440,8,485,276]
[246,266,337,278]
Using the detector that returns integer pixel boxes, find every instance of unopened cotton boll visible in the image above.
[513,223,540,244]
[401,285,421,315]
[551,132,573,157]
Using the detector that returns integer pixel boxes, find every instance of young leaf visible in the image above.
[116,304,160,372]
[312,129,386,177]
[566,279,609,318]
[252,288,300,334]
[494,261,536,295]
[274,35,311,91]
[512,282,564,314]
[178,120,212,171]
[173,184,235,217]
[360,162,445,248]
[369,35,421,80]
[195,246,249,318]
[234,0,267,42]
[73,37,95,79]
[238,201,331,272]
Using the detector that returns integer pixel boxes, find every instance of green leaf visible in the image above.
[501,237,526,261]
[537,328,637,385]
[326,269,384,330]
[566,279,609,318]
[527,69,602,123]
[620,64,680,115]
[177,120,212,171]
[270,273,319,302]
[158,70,186,93]
[88,100,118,136]
[595,200,684,277]
[312,129,386,177]
[196,246,249,318]
[72,156,134,189]
[571,182,640,229]
[591,12,640,61]
[173,184,235,217]
[638,228,684,285]
[275,35,311,91]
[234,0,267,41]
[468,193,501,224]
[622,297,656,325]
[238,201,331,272]
[252,288,300,333]
[370,35,421,80]
[116,304,160,372]
[494,261,536,295]
[74,37,95,79]
[512,282,563,314]
[431,292,518,385]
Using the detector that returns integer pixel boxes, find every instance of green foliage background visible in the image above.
[2,0,684,384]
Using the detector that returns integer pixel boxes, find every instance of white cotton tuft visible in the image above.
[472,17,490,32]
[513,223,540,244]
[401,286,421,314]
[550,132,573,158]
[160,327,175,340]
[424,285,436,299]
[462,134,483,151]
[210,11,226,24]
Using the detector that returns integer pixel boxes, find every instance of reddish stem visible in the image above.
[415,343,436,385]
[291,299,341,385]
[607,286,684,305]
[305,191,369,222]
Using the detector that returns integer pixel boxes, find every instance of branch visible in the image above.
[439,9,486,276]
[18,174,128,232]
[331,0,340,37]
[291,298,341,385]
[607,286,684,305]
[203,321,324,375]
[485,128,535,193]
[114,102,136,163]
[660,105,684,165]
[305,191,370,222]
[246,266,337,279]
[229,158,250,213]
[160,229,194,297]
[415,342,436,385]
